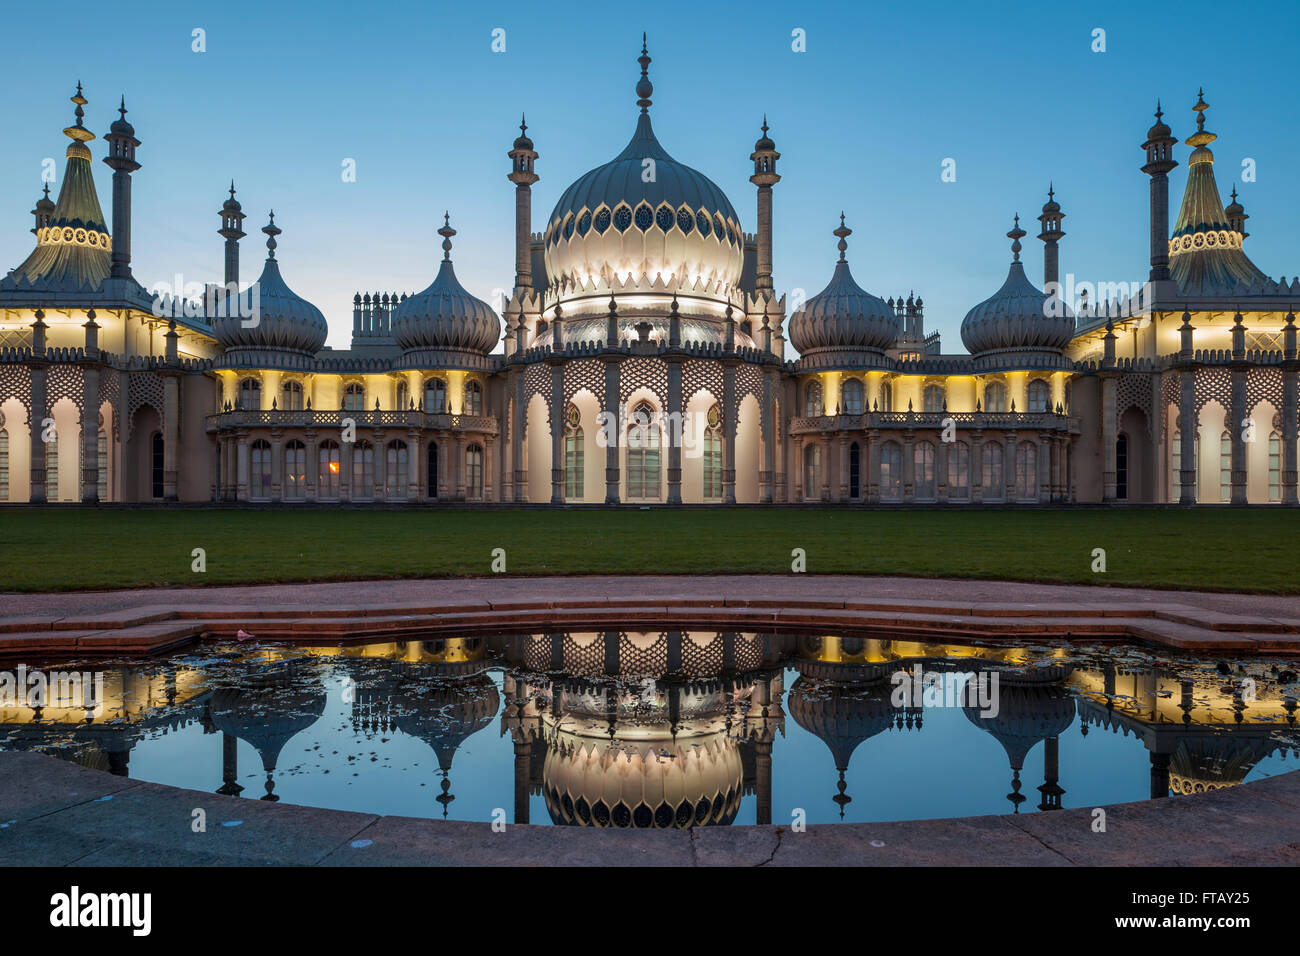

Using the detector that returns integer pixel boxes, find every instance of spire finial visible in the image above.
[636,34,653,113]
[1155,99,1163,121]
[438,211,456,260]
[118,95,127,121]
[72,83,85,127]
[761,113,769,135]
[1194,87,1208,133]
[263,210,280,258]
[1048,182,1054,201]
[833,213,852,261]
[1008,213,1026,261]
[520,112,527,134]
[229,179,236,199]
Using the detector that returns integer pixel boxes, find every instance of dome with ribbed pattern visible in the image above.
[391,219,500,358]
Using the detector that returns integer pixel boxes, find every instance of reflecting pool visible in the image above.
[2,632,1298,827]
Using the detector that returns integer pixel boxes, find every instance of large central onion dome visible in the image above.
[789,216,900,357]
[391,214,500,361]
[212,213,328,357]
[543,38,744,313]
[960,216,1073,361]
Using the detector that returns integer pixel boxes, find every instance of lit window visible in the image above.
[318,440,340,498]
[425,378,447,413]
[804,381,823,416]
[343,383,365,411]
[923,384,944,413]
[1027,379,1050,413]
[842,379,863,415]
[914,440,936,500]
[282,380,304,411]
[565,404,584,499]
[1269,432,1281,501]
[984,382,1008,413]
[284,440,306,499]
[626,401,660,499]
[704,404,722,499]
[238,378,260,410]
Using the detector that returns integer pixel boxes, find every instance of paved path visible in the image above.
[2,751,1298,866]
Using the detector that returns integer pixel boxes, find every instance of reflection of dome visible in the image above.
[392,673,500,817]
[1168,735,1275,795]
[211,214,328,357]
[543,40,743,310]
[543,729,742,828]
[789,218,900,356]
[961,678,1076,771]
[391,215,499,359]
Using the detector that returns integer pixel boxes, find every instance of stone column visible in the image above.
[936,438,949,503]
[455,434,467,500]
[483,437,495,502]
[236,432,249,502]
[304,432,318,502]
[867,429,881,503]
[29,364,48,503]
[548,360,564,504]
[901,433,915,503]
[1179,370,1197,504]
[971,433,984,503]
[666,359,682,504]
[81,366,100,502]
[722,359,738,504]
[753,738,773,826]
[1283,367,1298,505]
[373,431,387,501]
[759,370,776,503]
[1230,366,1248,505]
[793,436,804,500]
[1100,376,1117,502]
[408,432,421,502]
[819,436,831,502]
[512,370,528,502]
[1038,438,1050,503]
[339,436,352,502]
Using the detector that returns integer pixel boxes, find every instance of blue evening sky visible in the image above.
[1,0,1297,351]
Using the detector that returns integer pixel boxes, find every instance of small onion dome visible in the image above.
[33,183,55,217]
[513,113,534,151]
[1224,186,1244,219]
[391,213,499,356]
[390,674,500,773]
[221,180,242,215]
[787,675,897,772]
[754,115,775,152]
[789,214,900,354]
[211,212,328,355]
[1146,100,1172,142]
[1040,184,1061,216]
[109,96,135,138]
[960,215,1073,356]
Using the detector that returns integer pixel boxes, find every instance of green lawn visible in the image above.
[0,507,1293,594]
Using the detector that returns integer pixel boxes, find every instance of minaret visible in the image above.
[30,184,54,235]
[102,95,141,280]
[218,181,246,287]
[1036,184,1065,291]
[1141,101,1178,290]
[1225,185,1249,242]
[749,116,780,291]
[505,114,540,358]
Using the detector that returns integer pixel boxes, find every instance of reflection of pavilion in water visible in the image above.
[1,633,1297,825]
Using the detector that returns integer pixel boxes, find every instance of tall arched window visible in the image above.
[318,440,340,499]
[1269,431,1282,501]
[238,377,260,410]
[427,442,439,498]
[396,380,409,411]
[982,443,1003,499]
[914,441,936,500]
[803,443,821,499]
[0,429,9,501]
[565,404,584,498]
[1219,430,1232,501]
[703,404,722,499]
[1027,379,1050,413]
[878,383,892,412]
[804,381,823,417]
[386,440,408,498]
[465,443,484,500]
[284,440,306,499]
[947,441,970,500]
[424,378,447,413]
[352,440,374,498]
[849,441,861,499]
[281,380,304,411]
[879,441,902,501]
[984,382,1008,413]
[923,384,945,413]
[627,401,660,499]
[250,439,271,499]
[1016,441,1038,500]
[841,379,864,415]
[464,380,483,416]
[44,436,59,501]
[97,428,107,501]
[343,383,365,412]
[1116,433,1129,500]
[151,433,164,499]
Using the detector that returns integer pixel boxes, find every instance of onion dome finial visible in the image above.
[63,82,95,146]
[1187,88,1216,152]
[262,210,280,258]
[513,112,533,150]
[109,95,135,137]
[834,212,851,261]
[636,33,653,113]
[755,114,775,152]
[1007,214,1026,261]
[438,211,456,260]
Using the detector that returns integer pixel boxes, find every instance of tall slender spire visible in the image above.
[636,33,653,113]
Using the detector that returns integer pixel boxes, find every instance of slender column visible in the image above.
[971,433,984,503]
[1284,368,1299,505]
[81,366,99,502]
[373,431,386,501]
[548,361,564,504]
[819,436,831,502]
[1150,751,1171,800]
[837,435,849,501]
[722,360,738,504]
[665,359,681,504]
[236,433,250,501]
[793,436,804,500]
[513,739,532,825]
[269,431,282,503]
[1101,377,1117,501]
[936,438,949,503]
[513,372,528,502]
[754,739,773,826]
[867,429,881,503]
[1230,369,1248,505]
[407,432,421,502]
[759,371,775,503]
[455,434,467,499]
[1179,371,1197,504]
[29,364,48,504]
[305,433,318,502]
[483,437,495,502]
[901,433,915,503]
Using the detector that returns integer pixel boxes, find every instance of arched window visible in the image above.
[804,380,823,417]
[947,441,970,500]
[703,404,722,499]
[564,404,584,498]
[284,440,306,499]
[464,380,483,416]
[424,377,447,413]
[982,442,1003,499]
[97,428,107,501]
[1269,432,1282,502]
[427,442,439,499]
[849,441,861,499]
[626,401,660,500]
[352,440,374,499]
[465,443,484,500]
[879,441,902,501]
[1016,441,1038,500]
[878,383,892,412]
[250,439,271,499]
[386,440,408,498]
[151,432,164,499]
[318,440,340,499]
[343,383,365,412]
[0,429,10,501]
[984,382,1008,413]
[803,443,821,499]
[238,377,260,410]
[1219,430,1232,502]
[923,384,945,413]
[914,440,936,500]
[281,380,304,411]
[1116,433,1129,500]
[1027,379,1050,413]
[842,379,864,415]
[44,435,59,501]
[396,380,409,411]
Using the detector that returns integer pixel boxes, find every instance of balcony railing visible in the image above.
[205,408,499,434]
[789,410,1077,434]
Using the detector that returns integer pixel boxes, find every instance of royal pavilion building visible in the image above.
[1,47,1297,507]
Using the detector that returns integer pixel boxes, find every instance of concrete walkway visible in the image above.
[2,751,1298,866]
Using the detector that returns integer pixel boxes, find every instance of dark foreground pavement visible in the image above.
[3,751,1299,866]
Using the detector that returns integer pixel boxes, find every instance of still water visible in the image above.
[3,631,1298,827]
